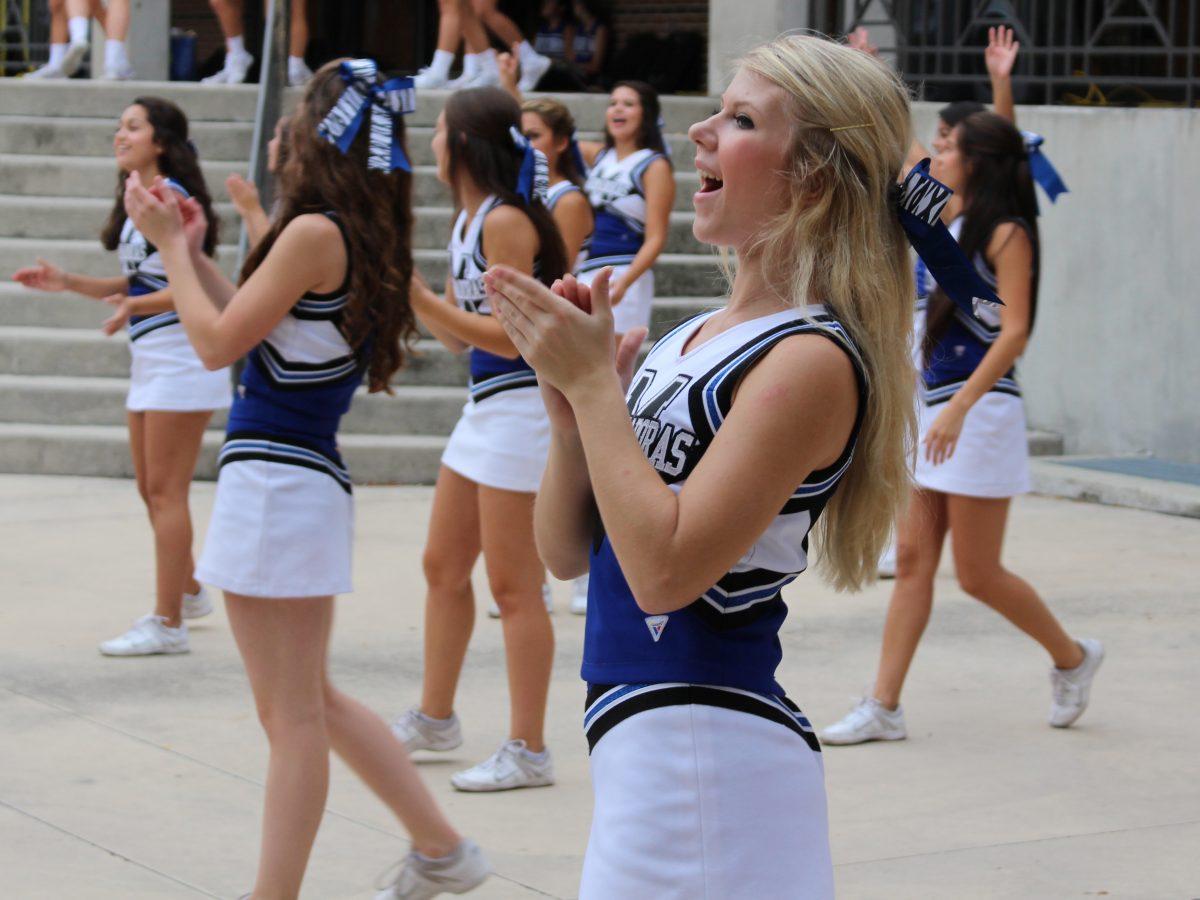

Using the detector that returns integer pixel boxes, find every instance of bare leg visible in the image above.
[947,494,1084,669]
[287,0,308,57]
[99,0,129,40]
[142,411,211,627]
[435,0,462,54]
[473,0,523,46]
[226,593,332,900]
[418,467,482,719]
[49,0,67,42]
[459,0,490,54]
[208,0,245,39]
[872,488,948,709]
[479,485,551,752]
[324,685,461,857]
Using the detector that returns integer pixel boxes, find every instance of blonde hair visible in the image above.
[521,97,584,185]
[739,34,917,592]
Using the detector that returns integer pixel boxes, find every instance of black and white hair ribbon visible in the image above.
[895,159,1003,316]
[317,59,416,172]
[509,125,550,205]
[1020,130,1068,205]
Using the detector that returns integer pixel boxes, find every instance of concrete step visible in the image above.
[0,326,470,384]
[0,115,254,161]
[2,155,702,210]
[0,421,446,483]
[0,239,722,297]
[0,237,240,280]
[0,281,717,335]
[0,117,697,168]
[1,154,246,201]
[0,195,241,241]
[0,374,470,435]
[0,80,716,132]
[0,195,703,253]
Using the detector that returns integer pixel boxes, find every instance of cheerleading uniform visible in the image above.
[439,195,551,493]
[196,213,363,598]
[578,305,865,899]
[118,178,231,412]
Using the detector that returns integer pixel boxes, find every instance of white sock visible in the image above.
[67,16,88,46]
[47,43,66,68]
[429,48,453,78]
[288,54,305,69]
[462,52,481,78]
[227,34,245,57]
[479,47,499,75]
[516,40,539,63]
[104,39,127,71]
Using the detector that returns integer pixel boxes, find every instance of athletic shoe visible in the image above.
[391,708,463,752]
[182,585,213,620]
[517,53,552,92]
[61,40,89,77]
[819,697,907,745]
[99,614,189,657]
[487,584,554,619]
[1049,638,1104,728]
[24,63,67,80]
[570,575,588,615]
[877,539,897,579]
[445,70,484,91]
[450,739,554,792]
[100,63,136,81]
[287,57,313,87]
[413,66,450,90]
[374,838,490,899]
[202,51,253,85]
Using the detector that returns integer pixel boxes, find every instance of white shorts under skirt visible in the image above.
[441,387,550,493]
[579,265,654,335]
[581,702,833,900]
[914,390,1031,499]
[126,326,232,412]
[196,459,354,598]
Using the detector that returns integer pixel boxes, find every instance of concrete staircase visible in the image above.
[0,80,1061,483]
[0,80,725,483]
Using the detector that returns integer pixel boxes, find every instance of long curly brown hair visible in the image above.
[240,60,416,393]
[101,96,219,256]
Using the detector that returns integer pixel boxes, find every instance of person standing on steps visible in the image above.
[820,109,1102,747]
[202,0,313,87]
[122,60,491,899]
[413,0,552,92]
[389,86,567,793]
[13,97,230,656]
[22,0,134,80]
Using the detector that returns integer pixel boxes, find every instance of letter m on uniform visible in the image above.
[626,369,692,418]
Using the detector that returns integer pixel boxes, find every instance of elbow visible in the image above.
[546,556,589,582]
[198,344,236,371]
[629,573,694,616]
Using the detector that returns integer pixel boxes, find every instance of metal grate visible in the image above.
[1,0,50,76]
[835,0,1199,107]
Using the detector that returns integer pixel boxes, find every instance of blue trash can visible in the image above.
[170,29,198,81]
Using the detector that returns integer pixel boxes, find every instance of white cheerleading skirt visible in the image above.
[441,386,550,493]
[578,264,654,335]
[913,390,1032,498]
[126,322,232,412]
[580,702,834,900]
[196,458,354,598]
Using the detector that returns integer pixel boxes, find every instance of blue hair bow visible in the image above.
[568,130,588,177]
[1021,130,1068,205]
[895,160,1003,317]
[317,59,416,172]
[509,126,549,205]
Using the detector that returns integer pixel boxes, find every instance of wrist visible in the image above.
[562,366,621,408]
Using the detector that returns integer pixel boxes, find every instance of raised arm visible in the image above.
[985,26,1019,124]
[227,173,272,248]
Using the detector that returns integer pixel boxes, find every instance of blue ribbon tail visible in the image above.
[897,160,1003,317]
[569,138,587,178]
[516,144,535,202]
[1028,151,1068,203]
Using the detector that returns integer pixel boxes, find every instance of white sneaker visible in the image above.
[570,575,588,615]
[203,51,253,85]
[182,585,213,620]
[517,53,552,92]
[24,63,67,80]
[99,614,189,657]
[877,538,897,579]
[445,69,484,91]
[487,584,554,619]
[287,57,313,87]
[101,63,136,81]
[1049,638,1104,728]
[61,40,89,77]
[820,697,907,745]
[374,838,490,900]
[450,739,554,792]
[391,708,463,752]
[413,67,450,90]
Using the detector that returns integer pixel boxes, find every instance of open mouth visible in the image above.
[699,175,723,193]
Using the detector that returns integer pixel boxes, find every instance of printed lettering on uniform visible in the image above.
[899,166,952,226]
[644,615,668,642]
[626,369,700,479]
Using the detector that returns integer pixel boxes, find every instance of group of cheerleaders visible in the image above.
[11,26,1102,900]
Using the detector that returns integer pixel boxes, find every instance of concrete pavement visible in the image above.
[1,475,1197,899]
